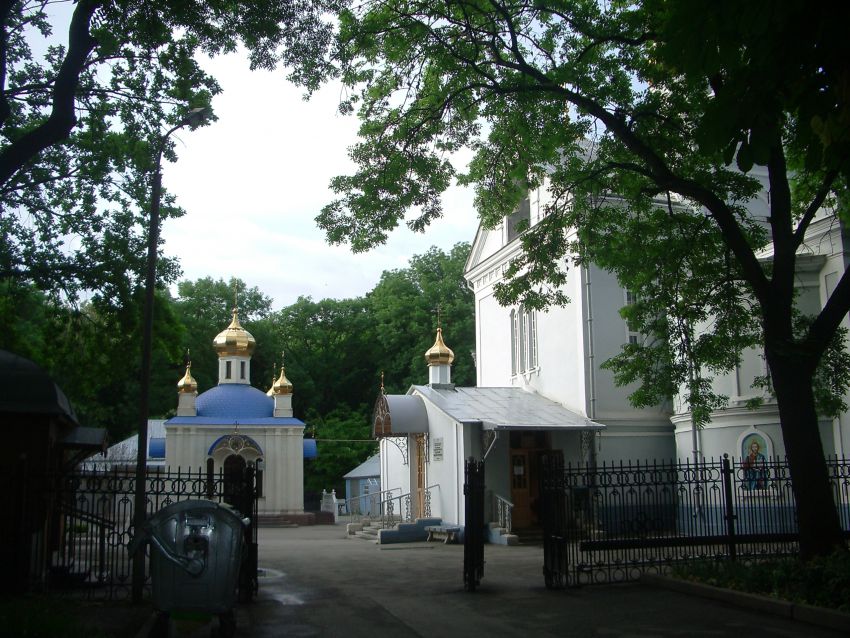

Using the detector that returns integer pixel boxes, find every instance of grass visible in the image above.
[671,551,850,613]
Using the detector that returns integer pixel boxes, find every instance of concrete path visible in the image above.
[239,524,845,638]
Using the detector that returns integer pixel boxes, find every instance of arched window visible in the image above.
[511,305,538,376]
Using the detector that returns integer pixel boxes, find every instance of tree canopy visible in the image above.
[0,0,339,300]
[297,0,850,557]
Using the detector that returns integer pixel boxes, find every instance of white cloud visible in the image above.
[161,52,478,309]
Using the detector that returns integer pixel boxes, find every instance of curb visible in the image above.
[641,574,849,634]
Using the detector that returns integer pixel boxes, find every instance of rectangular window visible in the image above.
[528,310,538,368]
[519,307,527,372]
[624,289,641,345]
[512,306,539,374]
[240,361,246,379]
[506,197,531,243]
[225,361,232,379]
[510,309,517,375]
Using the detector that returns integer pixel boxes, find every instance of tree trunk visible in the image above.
[767,350,845,559]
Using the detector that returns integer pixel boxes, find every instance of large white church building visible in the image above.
[375,169,850,536]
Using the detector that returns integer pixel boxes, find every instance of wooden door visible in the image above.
[511,451,532,528]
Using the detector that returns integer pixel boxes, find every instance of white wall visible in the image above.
[164,423,304,514]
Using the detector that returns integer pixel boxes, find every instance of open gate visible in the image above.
[463,457,485,591]
[540,450,567,589]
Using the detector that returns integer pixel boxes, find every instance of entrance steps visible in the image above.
[487,522,519,545]
[346,517,443,544]
[511,526,544,546]
[346,517,384,541]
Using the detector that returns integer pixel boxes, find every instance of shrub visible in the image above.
[672,551,850,612]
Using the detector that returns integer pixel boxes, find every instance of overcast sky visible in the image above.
[161,52,480,310]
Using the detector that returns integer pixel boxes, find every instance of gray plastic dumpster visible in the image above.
[130,499,247,620]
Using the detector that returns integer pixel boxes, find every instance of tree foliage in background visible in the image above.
[173,276,272,392]
[0,279,183,440]
[0,0,340,300]
[296,0,850,557]
[369,243,475,392]
[3,244,473,488]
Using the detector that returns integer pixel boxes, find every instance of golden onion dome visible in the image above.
[177,362,197,394]
[425,327,454,366]
[272,366,293,395]
[212,308,256,357]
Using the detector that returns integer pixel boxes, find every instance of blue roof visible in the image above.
[344,453,379,479]
[167,416,304,426]
[196,384,273,418]
[148,437,166,459]
[303,439,317,459]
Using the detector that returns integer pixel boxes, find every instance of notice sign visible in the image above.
[433,437,444,461]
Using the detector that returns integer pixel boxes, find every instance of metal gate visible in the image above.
[540,451,567,589]
[2,463,261,600]
[463,457,485,591]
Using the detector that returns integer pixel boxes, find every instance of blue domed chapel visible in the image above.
[164,309,313,515]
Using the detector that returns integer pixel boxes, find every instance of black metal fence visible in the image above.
[548,455,850,586]
[3,464,259,600]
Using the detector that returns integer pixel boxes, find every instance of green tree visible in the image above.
[273,295,375,418]
[300,0,850,557]
[173,276,273,392]
[0,280,183,440]
[0,0,339,299]
[304,404,376,495]
[368,242,475,391]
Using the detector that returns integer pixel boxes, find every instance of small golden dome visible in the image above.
[177,362,197,393]
[425,327,454,366]
[213,308,256,357]
[272,366,293,395]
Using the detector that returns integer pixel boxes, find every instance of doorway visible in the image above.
[509,431,550,529]
[223,454,247,508]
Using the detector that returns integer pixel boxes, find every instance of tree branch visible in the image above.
[806,266,850,365]
[793,170,838,250]
[0,0,16,127]
[0,0,101,188]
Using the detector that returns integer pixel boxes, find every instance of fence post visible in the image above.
[463,458,485,591]
[721,454,737,561]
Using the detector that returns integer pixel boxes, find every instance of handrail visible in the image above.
[493,493,513,534]
[339,487,402,522]
[379,484,440,529]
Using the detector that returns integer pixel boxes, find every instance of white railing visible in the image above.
[493,493,513,533]
[339,487,402,523]
[379,484,439,529]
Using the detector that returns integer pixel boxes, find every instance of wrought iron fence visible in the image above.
[550,455,850,586]
[3,465,259,600]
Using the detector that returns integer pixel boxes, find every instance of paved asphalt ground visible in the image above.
[223,524,847,638]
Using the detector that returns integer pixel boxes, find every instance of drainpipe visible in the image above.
[455,422,461,525]
[584,264,599,470]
